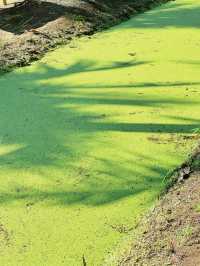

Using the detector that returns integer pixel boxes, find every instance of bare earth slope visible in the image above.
[0,0,170,70]
[121,151,200,266]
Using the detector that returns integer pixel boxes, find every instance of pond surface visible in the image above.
[0,0,200,265]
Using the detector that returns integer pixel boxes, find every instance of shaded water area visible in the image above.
[0,0,200,265]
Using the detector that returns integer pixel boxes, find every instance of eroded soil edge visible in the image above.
[120,147,200,266]
[0,0,170,71]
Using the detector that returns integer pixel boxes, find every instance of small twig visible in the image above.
[28,29,50,39]
[82,255,87,266]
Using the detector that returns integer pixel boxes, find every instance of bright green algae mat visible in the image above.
[0,0,200,265]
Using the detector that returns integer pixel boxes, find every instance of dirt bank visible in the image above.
[120,147,200,266]
[0,0,170,71]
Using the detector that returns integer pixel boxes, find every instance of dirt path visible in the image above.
[0,0,199,265]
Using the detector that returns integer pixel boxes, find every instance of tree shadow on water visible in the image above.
[118,1,200,29]
[0,59,199,206]
[0,160,166,206]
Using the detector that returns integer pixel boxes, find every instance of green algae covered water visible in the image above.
[0,0,200,265]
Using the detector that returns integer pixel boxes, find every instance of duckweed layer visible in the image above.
[0,0,200,265]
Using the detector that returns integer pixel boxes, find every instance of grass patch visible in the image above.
[176,226,194,245]
[194,204,200,213]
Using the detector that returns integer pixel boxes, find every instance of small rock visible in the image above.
[178,166,191,182]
